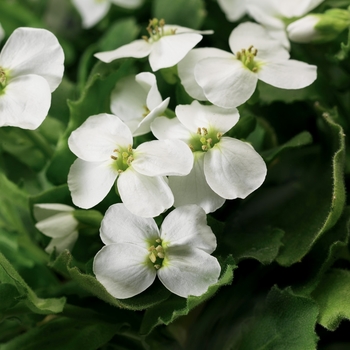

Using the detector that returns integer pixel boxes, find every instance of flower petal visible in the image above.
[33,203,75,222]
[158,247,221,297]
[175,100,239,134]
[258,59,317,89]
[151,116,191,142]
[149,33,203,71]
[72,0,110,28]
[136,72,162,110]
[133,139,193,176]
[117,169,173,217]
[94,40,152,63]
[0,74,51,130]
[68,158,118,209]
[178,47,232,101]
[45,231,79,254]
[204,137,267,199]
[93,244,156,299]
[160,204,217,253]
[0,27,64,92]
[100,203,159,246]
[168,153,225,214]
[110,0,144,9]
[218,0,247,21]
[35,212,78,238]
[68,113,133,162]
[195,57,258,108]
[228,22,289,60]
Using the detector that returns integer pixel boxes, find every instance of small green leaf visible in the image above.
[312,269,350,331]
[140,255,236,335]
[233,287,319,350]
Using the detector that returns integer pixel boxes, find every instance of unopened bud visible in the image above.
[287,9,350,44]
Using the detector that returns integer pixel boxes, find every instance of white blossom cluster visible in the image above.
[1,0,321,299]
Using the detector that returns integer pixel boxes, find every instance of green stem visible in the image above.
[23,129,53,158]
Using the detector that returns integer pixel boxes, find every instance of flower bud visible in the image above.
[287,9,350,44]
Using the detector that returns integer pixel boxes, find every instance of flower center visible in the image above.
[110,144,134,173]
[189,127,222,153]
[142,18,177,43]
[0,67,7,93]
[235,45,260,72]
[148,238,165,270]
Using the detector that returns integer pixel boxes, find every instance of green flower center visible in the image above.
[142,18,176,43]
[0,67,8,94]
[189,127,222,153]
[110,144,134,173]
[148,238,165,270]
[235,45,260,72]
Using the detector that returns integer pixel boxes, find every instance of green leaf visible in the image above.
[334,25,350,61]
[228,113,257,140]
[261,131,313,163]
[140,255,236,335]
[312,269,350,331]
[233,287,319,350]
[0,317,122,350]
[0,253,65,319]
[49,250,171,311]
[46,60,134,185]
[152,0,206,29]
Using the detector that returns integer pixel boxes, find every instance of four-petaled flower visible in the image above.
[189,22,317,108]
[151,100,267,213]
[110,72,169,136]
[0,27,64,129]
[72,0,144,28]
[95,18,213,71]
[68,113,193,217]
[93,203,221,299]
[34,203,79,254]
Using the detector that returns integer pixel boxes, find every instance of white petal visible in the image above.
[117,169,174,217]
[287,16,320,43]
[110,0,144,9]
[246,1,284,30]
[163,25,213,35]
[204,137,267,199]
[149,33,203,71]
[94,40,152,63]
[93,244,156,299]
[218,0,247,21]
[178,47,232,101]
[68,158,118,209]
[68,113,133,162]
[151,116,191,142]
[277,0,324,17]
[36,212,78,238]
[135,72,162,110]
[158,247,221,298]
[168,153,225,214]
[100,203,159,246]
[0,27,64,92]
[72,0,110,28]
[175,100,239,134]
[258,59,317,89]
[33,203,75,222]
[160,205,217,253]
[0,74,51,130]
[195,57,258,108]
[133,139,193,176]
[133,98,169,137]
[0,24,4,43]
[228,22,289,60]
[45,231,79,254]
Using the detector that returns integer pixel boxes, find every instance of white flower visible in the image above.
[287,15,321,43]
[246,0,325,49]
[34,204,79,254]
[151,101,267,213]
[95,18,213,71]
[68,113,193,217]
[0,27,64,129]
[0,23,4,43]
[191,22,317,108]
[93,203,221,299]
[72,0,144,28]
[110,72,169,136]
[217,0,248,22]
